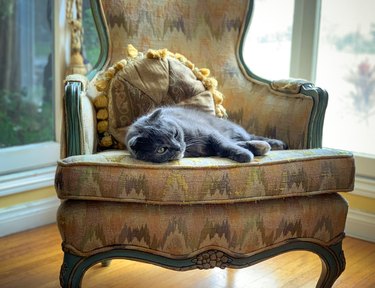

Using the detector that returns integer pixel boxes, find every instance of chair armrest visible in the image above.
[270,78,310,94]
[231,77,328,150]
[62,74,97,158]
[270,78,328,148]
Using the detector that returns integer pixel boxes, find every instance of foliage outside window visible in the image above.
[0,0,54,148]
[316,0,375,155]
[82,0,100,72]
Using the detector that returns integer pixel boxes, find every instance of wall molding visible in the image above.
[353,175,375,199]
[0,166,56,197]
[0,197,60,237]
[345,208,375,243]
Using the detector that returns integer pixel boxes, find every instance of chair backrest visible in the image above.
[88,0,320,150]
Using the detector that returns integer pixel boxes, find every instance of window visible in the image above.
[243,0,294,80]
[0,0,54,149]
[243,0,375,189]
[0,0,59,195]
[82,0,100,71]
[316,0,375,156]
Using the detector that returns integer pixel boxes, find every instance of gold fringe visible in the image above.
[185,60,195,70]
[202,77,218,90]
[97,109,108,120]
[114,59,127,71]
[97,121,109,133]
[199,68,210,77]
[192,68,204,81]
[174,53,187,63]
[94,95,108,108]
[104,67,116,79]
[100,135,113,147]
[127,44,138,58]
[146,48,169,59]
[215,105,226,118]
[95,79,108,92]
[212,90,224,105]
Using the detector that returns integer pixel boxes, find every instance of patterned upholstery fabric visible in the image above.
[55,148,354,205]
[57,193,348,257]
[98,0,314,149]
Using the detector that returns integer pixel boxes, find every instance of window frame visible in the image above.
[291,0,375,197]
[0,0,66,197]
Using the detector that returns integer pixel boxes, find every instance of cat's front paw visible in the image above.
[267,139,288,150]
[230,150,254,163]
[239,140,271,156]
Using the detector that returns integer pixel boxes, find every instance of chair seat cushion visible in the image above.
[55,148,354,204]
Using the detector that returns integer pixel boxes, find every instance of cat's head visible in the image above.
[125,109,186,163]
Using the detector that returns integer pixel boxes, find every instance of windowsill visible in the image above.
[0,142,60,197]
[0,165,56,197]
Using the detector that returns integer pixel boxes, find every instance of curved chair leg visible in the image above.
[316,240,346,288]
[60,252,83,288]
[59,252,112,288]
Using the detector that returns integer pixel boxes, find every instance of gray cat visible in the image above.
[125,106,287,163]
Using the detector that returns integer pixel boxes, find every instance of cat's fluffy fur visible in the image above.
[125,106,287,163]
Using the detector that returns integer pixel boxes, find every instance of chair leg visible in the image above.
[316,240,346,288]
[60,252,84,288]
[59,252,113,288]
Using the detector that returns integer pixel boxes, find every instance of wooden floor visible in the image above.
[0,224,375,288]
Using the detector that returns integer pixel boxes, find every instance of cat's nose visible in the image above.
[171,145,181,151]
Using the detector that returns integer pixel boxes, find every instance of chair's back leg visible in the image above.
[101,260,112,267]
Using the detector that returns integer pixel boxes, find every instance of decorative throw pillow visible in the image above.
[93,44,227,150]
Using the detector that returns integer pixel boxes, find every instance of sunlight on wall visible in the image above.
[0,186,56,209]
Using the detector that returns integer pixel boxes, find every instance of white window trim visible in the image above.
[290,0,321,82]
[0,0,66,196]
[0,142,60,175]
[0,165,56,197]
[291,0,375,198]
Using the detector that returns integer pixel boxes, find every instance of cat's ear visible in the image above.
[148,108,162,121]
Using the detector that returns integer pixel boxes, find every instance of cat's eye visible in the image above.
[157,147,167,154]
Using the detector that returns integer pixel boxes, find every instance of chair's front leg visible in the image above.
[316,239,346,288]
[60,252,83,288]
[60,252,112,288]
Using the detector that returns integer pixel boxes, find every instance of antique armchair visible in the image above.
[55,0,355,287]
